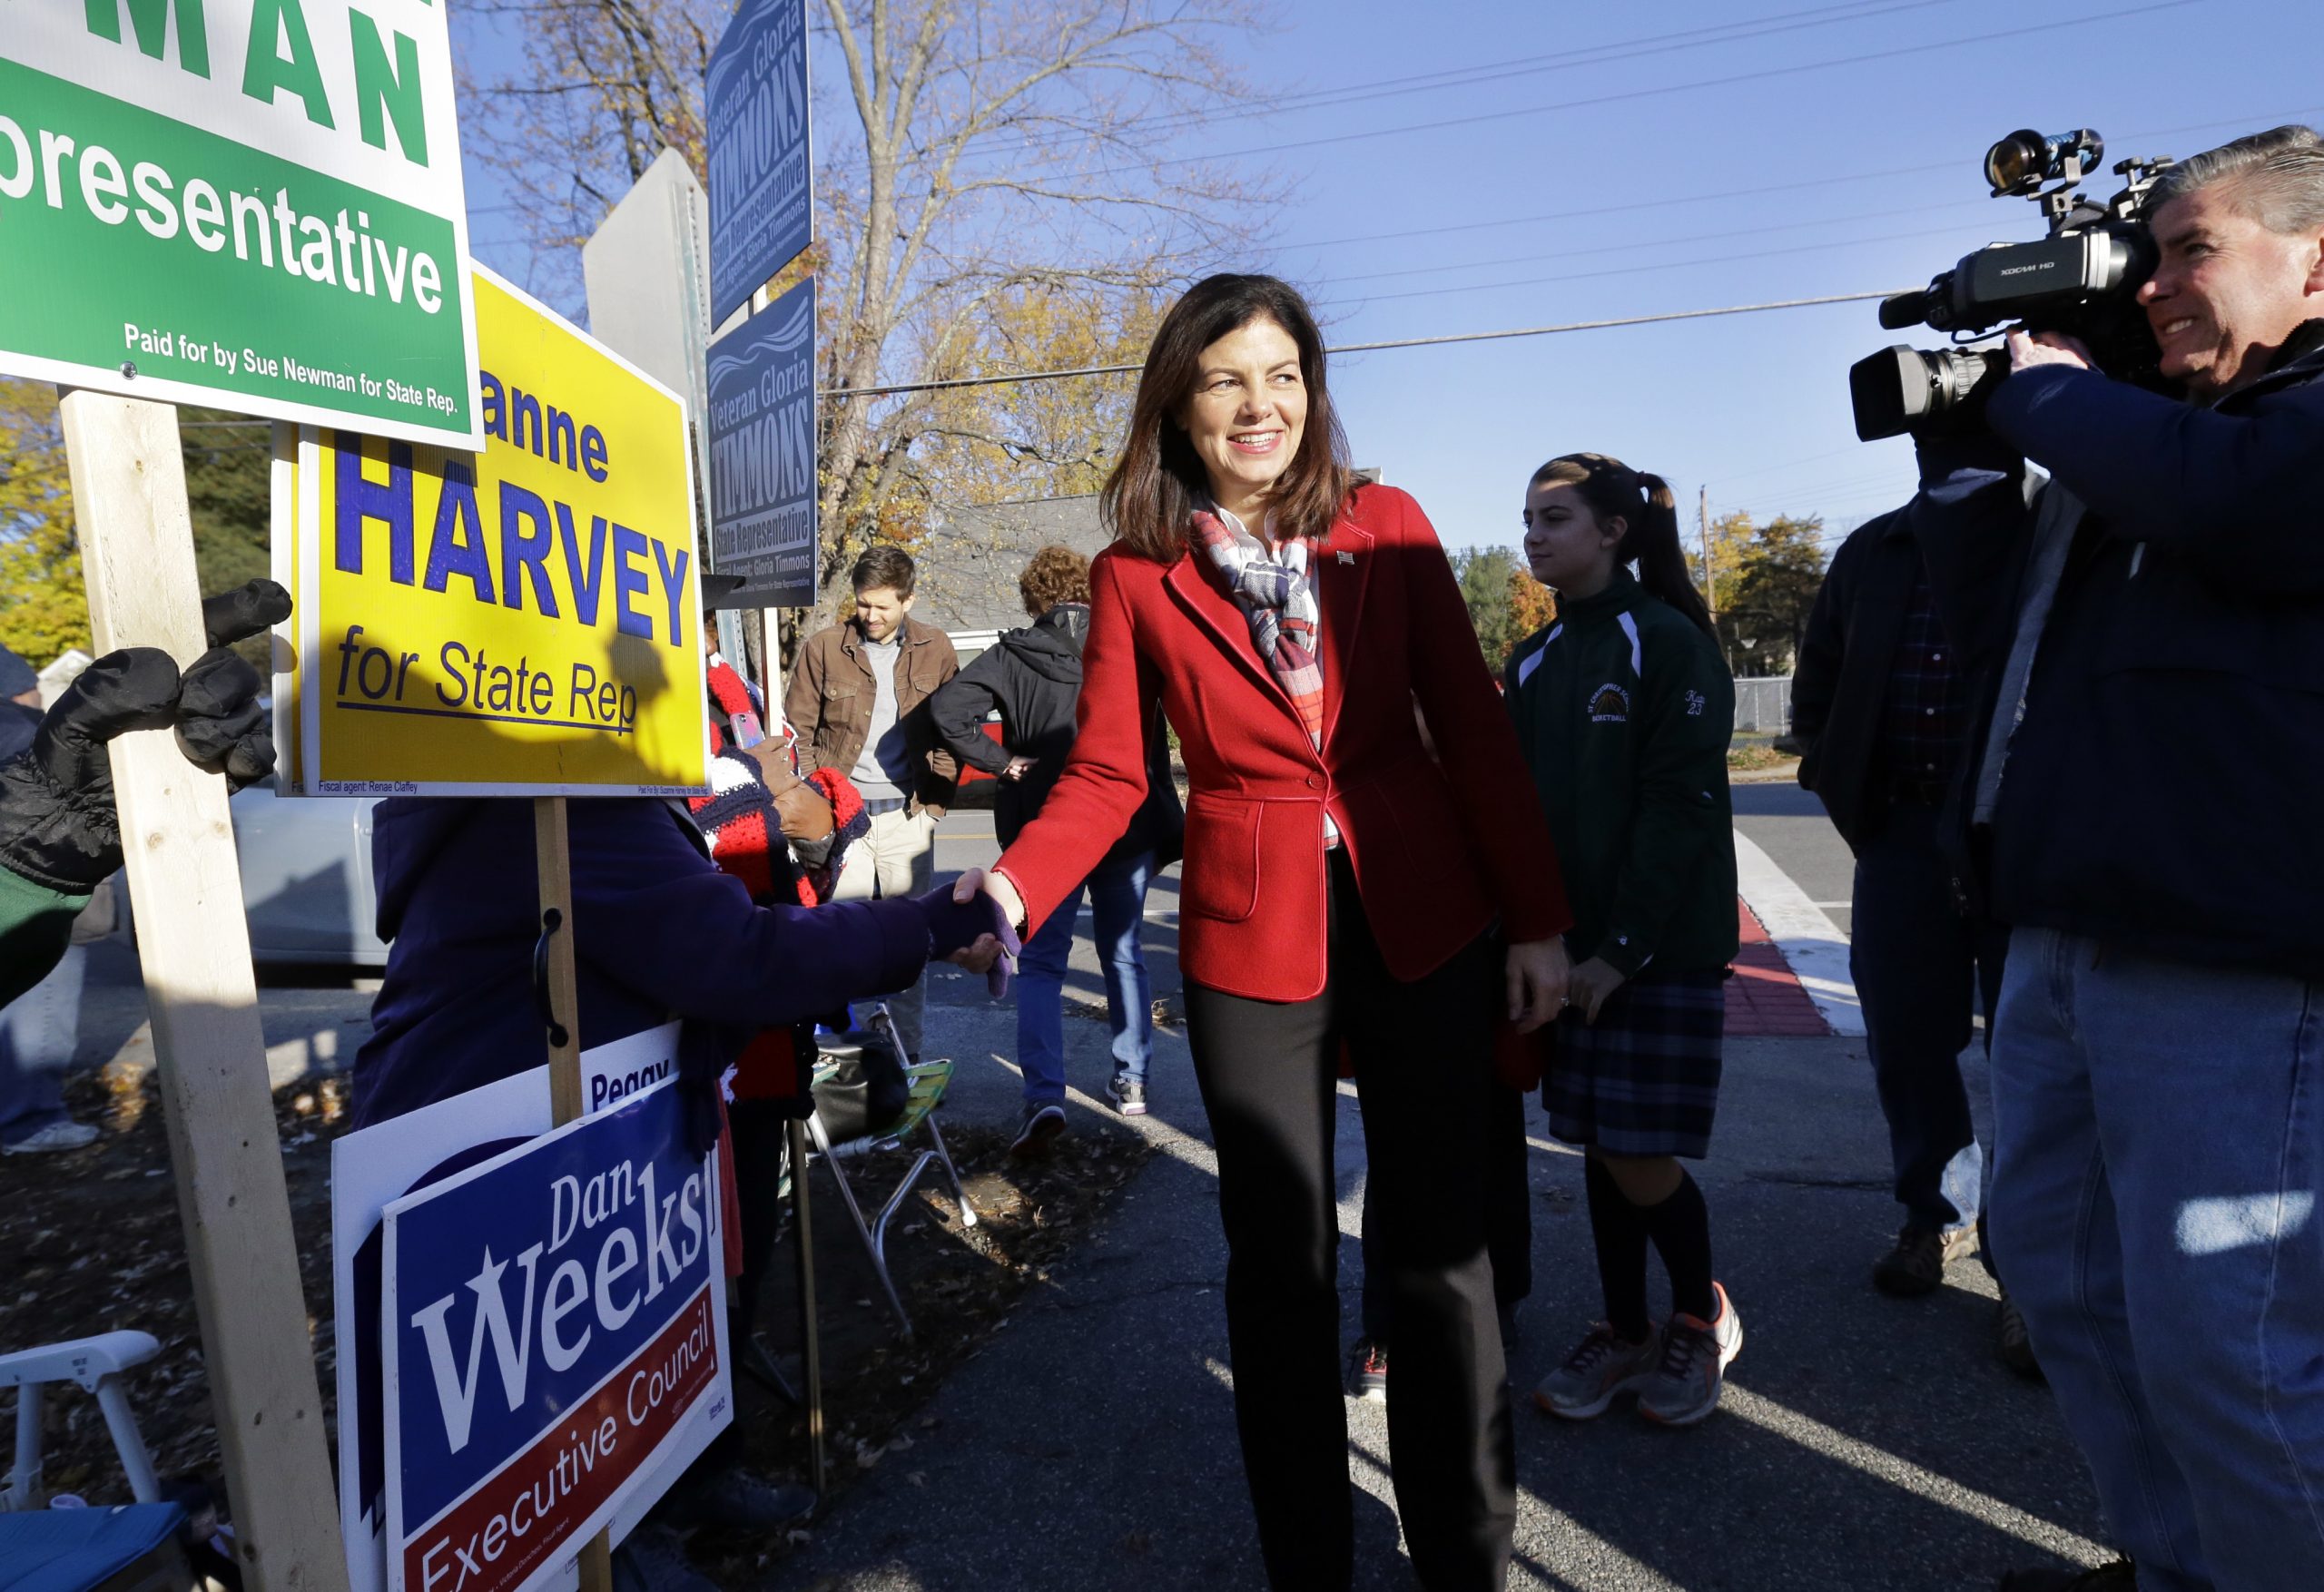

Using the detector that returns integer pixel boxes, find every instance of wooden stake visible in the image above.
[786,1119,827,1494]
[58,388,349,1592]
[532,795,614,1592]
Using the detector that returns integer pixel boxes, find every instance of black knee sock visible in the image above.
[1584,1156,1653,1342]
[1643,1169,1717,1323]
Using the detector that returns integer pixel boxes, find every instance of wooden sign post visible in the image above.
[531,796,615,1592]
[60,388,350,1592]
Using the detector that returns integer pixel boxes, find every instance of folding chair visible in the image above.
[3,1333,164,1511]
[1,1332,192,1592]
[806,1013,975,1341]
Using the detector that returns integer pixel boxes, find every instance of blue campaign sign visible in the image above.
[379,1078,728,1592]
[706,0,812,326]
[705,277,817,608]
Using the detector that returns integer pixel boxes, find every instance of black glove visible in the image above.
[174,648,272,784]
[181,580,290,785]
[0,580,290,892]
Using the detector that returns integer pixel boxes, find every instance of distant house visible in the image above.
[912,493,1108,663]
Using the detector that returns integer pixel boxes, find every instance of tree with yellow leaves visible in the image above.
[0,380,86,665]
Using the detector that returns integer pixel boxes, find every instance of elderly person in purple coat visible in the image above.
[352,792,1006,1590]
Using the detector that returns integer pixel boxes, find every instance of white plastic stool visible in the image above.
[1,1332,163,1510]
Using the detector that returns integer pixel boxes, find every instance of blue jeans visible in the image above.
[1016,850,1155,1105]
[0,942,89,1146]
[1989,929,2324,1592]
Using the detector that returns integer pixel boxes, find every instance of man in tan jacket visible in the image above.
[784,545,959,1058]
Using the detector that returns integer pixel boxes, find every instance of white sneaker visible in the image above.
[1532,1322,1659,1420]
[2,1119,100,1155]
[1636,1282,1743,1427]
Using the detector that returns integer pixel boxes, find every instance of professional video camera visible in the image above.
[1849,129,2178,440]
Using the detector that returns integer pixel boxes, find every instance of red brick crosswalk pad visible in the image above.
[1727,899,1832,1037]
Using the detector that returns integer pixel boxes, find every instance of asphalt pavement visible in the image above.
[61,785,2104,1590]
[786,789,2103,1592]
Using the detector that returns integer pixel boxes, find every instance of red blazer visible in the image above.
[995,484,1571,1001]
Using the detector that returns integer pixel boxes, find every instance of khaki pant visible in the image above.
[832,805,938,1055]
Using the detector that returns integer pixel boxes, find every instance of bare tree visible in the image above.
[459,0,1271,636]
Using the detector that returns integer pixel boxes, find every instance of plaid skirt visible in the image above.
[1543,968,1726,1159]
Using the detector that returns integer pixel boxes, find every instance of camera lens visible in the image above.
[1985,131,2048,193]
[1984,129,2106,195]
[1848,345,2008,441]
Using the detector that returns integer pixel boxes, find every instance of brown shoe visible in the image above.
[1872,1225,1972,1297]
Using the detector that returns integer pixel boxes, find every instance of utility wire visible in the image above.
[1316,200,1994,288]
[945,0,1967,163]
[1279,103,2319,258]
[819,290,1901,398]
[1074,1,2199,179]
[1312,221,1975,309]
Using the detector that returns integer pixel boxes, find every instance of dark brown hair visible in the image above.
[1102,274,1354,562]
[1530,453,1718,642]
[852,545,917,597]
[1019,545,1091,615]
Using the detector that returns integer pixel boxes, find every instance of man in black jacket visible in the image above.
[929,546,1181,1151]
[1792,517,2017,1353]
[1911,126,2324,1592]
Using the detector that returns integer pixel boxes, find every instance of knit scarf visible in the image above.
[1189,505,1324,748]
[694,655,869,907]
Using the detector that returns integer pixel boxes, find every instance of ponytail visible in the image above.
[1528,453,1718,644]
[1625,472,1718,641]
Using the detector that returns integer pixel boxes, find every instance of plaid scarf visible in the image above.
[1190,506,1324,748]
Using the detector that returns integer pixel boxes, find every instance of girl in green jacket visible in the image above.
[1505,452,1743,1428]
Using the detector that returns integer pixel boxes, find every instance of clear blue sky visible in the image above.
[460,0,2324,554]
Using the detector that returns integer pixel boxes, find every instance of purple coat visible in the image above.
[352,796,933,1127]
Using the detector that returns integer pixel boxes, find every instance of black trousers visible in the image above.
[1361,1083,1531,1341]
[1182,850,1514,1592]
[1849,800,2010,1231]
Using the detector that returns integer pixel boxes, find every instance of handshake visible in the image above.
[919,868,1020,994]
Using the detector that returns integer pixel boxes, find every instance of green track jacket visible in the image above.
[1503,572,1738,978]
[0,861,89,1011]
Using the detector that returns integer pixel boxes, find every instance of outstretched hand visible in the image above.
[921,866,1020,996]
[981,869,1028,939]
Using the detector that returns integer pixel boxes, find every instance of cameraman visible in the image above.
[1911,125,2324,1592]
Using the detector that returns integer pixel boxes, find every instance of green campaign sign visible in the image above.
[1,0,484,448]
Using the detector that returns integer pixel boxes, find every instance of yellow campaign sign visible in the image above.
[294,269,709,795]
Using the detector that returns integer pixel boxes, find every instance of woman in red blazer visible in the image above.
[982,275,1571,1591]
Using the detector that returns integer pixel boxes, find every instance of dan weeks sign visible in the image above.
[704,276,815,609]
[380,1077,728,1592]
[0,0,483,447]
[297,269,710,796]
[333,1028,711,1592]
[704,0,809,326]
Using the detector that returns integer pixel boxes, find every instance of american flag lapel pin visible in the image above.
[1336,550,1355,565]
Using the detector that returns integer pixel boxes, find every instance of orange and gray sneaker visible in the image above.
[1637,1282,1743,1427]
[1531,1322,1659,1420]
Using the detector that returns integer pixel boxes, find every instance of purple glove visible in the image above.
[917,884,1021,998]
